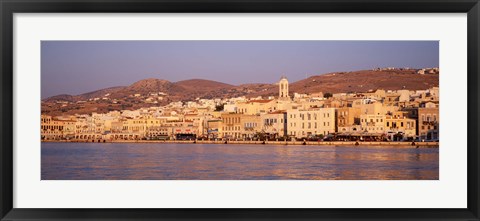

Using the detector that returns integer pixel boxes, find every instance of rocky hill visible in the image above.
[42,69,439,115]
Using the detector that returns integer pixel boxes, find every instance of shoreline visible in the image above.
[42,140,439,147]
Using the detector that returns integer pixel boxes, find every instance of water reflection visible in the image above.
[41,143,439,180]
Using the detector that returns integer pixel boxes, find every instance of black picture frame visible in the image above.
[1,0,479,220]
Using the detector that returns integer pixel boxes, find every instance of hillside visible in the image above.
[41,69,439,115]
[290,69,438,94]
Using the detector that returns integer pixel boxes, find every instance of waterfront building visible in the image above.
[110,120,123,133]
[41,115,65,140]
[385,111,416,140]
[360,114,386,134]
[61,120,76,139]
[221,113,243,139]
[261,111,288,139]
[335,107,361,132]
[287,108,336,139]
[240,114,262,139]
[144,116,169,139]
[206,119,222,139]
[337,125,363,133]
[171,120,197,139]
[418,107,439,141]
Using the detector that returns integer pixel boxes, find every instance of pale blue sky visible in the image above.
[41,41,439,98]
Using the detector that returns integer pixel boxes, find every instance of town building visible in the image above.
[418,107,439,141]
[221,113,243,139]
[287,108,336,139]
[261,111,288,139]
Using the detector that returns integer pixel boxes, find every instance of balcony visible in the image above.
[422,121,437,126]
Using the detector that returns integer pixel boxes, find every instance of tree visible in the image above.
[324,92,333,98]
[215,104,225,111]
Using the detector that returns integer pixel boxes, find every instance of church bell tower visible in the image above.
[278,76,290,100]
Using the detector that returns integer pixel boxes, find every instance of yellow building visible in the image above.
[236,100,276,115]
[352,99,385,115]
[122,118,146,136]
[296,100,324,110]
[61,120,76,139]
[385,112,416,140]
[221,113,243,139]
[335,107,361,131]
[384,93,400,106]
[287,108,335,138]
[240,114,262,139]
[418,107,439,141]
[41,115,65,140]
[172,120,197,139]
[360,114,386,134]
[144,116,169,139]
